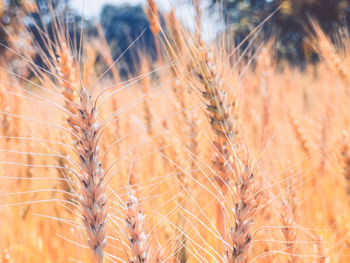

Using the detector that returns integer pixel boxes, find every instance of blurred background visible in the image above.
[2,0,350,71]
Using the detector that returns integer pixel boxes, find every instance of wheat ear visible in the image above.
[190,45,239,191]
[289,112,311,156]
[74,87,107,262]
[126,191,149,263]
[280,199,298,263]
[190,45,259,262]
[57,42,78,123]
[341,132,350,197]
[224,165,258,263]
[311,22,349,82]
[146,0,162,63]
[189,43,258,260]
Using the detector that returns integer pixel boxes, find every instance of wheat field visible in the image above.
[1,1,350,262]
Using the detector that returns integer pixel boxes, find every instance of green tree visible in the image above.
[213,0,350,64]
[100,4,157,74]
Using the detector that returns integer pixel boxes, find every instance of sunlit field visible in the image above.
[1,0,350,262]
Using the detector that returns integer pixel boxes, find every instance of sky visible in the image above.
[71,0,178,19]
[70,0,220,40]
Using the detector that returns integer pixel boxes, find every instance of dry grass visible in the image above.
[2,1,350,263]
